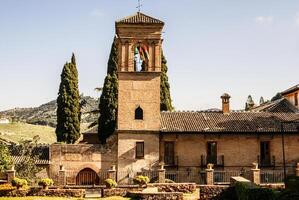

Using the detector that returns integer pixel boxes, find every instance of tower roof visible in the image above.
[116,12,164,25]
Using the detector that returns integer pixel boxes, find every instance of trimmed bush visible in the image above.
[0,183,15,191]
[38,178,54,189]
[276,190,299,200]
[235,182,275,200]
[11,178,28,190]
[285,175,299,192]
[105,178,117,189]
[133,175,150,186]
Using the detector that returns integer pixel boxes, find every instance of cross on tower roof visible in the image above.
[136,0,142,12]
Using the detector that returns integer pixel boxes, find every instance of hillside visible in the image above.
[0,96,99,128]
[0,122,56,144]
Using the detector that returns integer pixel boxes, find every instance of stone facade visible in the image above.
[160,134,299,170]
[50,143,117,184]
[116,12,164,178]
[282,86,299,109]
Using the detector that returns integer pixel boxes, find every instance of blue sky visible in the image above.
[0,0,299,111]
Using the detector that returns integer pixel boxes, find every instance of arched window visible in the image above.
[135,106,143,120]
[134,44,149,72]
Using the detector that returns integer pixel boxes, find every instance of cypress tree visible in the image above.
[98,40,118,144]
[56,54,81,144]
[245,95,255,111]
[259,96,265,105]
[160,50,174,111]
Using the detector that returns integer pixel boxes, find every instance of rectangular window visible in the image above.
[136,142,144,159]
[207,142,217,165]
[260,141,271,166]
[295,93,298,106]
[164,141,175,165]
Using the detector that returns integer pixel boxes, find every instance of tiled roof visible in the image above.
[281,84,299,95]
[9,145,50,165]
[116,12,164,25]
[160,111,299,133]
[250,98,299,113]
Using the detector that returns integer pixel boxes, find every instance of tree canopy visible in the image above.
[98,40,118,144]
[160,50,174,111]
[56,53,81,144]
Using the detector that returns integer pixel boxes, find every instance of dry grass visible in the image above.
[0,122,56,144]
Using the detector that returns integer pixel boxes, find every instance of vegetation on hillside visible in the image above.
[0,123,56,144]
[0,96,98,128]
[56,53,81,144]
[0,143,12,172]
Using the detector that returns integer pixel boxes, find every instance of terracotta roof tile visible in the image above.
[116,12,164,25]
[9,145,50,165]
[250,98,299,113]
[160,111,299,133]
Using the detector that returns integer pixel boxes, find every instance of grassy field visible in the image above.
[0,122,56,144]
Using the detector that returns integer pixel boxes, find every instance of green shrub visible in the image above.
[11,177,28,189]
[38,178,54,189]
[104,178,117,189]
[276,190,299,200]
[235,182,275,200]
[285,175,299,192]
[133,175,150,186]
[0,183,15,191]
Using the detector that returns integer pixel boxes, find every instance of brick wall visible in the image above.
[161,133,299,170]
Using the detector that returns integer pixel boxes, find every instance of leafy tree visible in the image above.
[259,96,265,105]
[0,144,12,172]
[271,93,283,102]
[245,95,255,111]
[56,53,81,144]
[13,136,41,181]
[98,40,118,144]
[160,50,174,111]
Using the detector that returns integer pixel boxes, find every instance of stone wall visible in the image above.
[199,185,229,200]
[49,142,117,184]
[118,72,161,131]
[154,183,196,193]
[117,132,160,184]
[161,134,299,169]
[128,191,183,200]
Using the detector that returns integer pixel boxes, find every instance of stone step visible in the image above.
[85,189,102,198]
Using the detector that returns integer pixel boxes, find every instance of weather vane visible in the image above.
[137,0,142,12]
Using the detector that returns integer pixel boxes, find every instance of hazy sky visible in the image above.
[0,0,299,111]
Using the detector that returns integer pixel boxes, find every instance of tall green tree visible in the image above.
[98,40,118,144]
[160,50,174,111]
[56,53,81,144]
[0,143,12,172]
[245,95,255,111]
[13,136,41,181]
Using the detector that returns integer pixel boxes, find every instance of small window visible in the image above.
[135,106,143,120]
[295,93,298,106]
[136,142,144,159]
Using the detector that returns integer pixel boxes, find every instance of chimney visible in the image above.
[221,93,231,114]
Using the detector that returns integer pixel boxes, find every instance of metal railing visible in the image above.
[201,155,224,167]
[214,171,241,184]
[260,170,284,183]
[165,170,206,184]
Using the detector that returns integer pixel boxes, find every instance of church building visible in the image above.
[38,12,299,185]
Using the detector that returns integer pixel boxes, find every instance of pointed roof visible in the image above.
[250,98,299,113]
[116,12,164,25]
[281,84,299,95]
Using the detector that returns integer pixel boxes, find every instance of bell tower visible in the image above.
[115,12,164,176]
[115,12,164,131]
